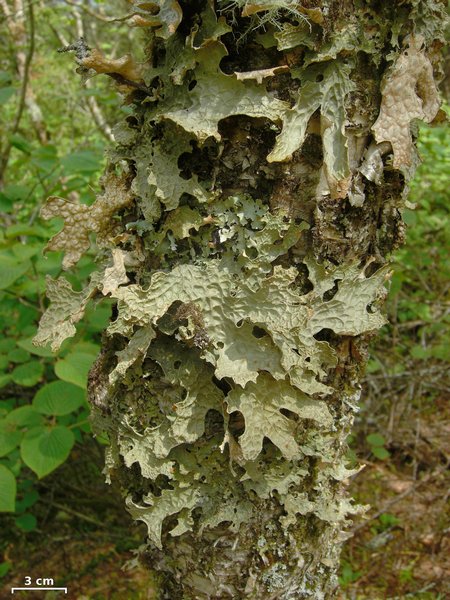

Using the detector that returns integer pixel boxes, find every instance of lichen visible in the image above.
[34,0,444,596]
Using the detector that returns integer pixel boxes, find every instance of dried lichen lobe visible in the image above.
[35,0,444,597]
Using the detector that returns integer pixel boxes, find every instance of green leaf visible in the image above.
[0,86,16,104]
[15,512,37,531]
[0,399,15,415]
[0,465,16,512]
[0,339,16,352]
[68,340,100,356]
[61,150,103,174]
[33,381,86,416]
[85,304,112,332]
[0,562,11,578]
[7,348,31,364]
[0,374,11,389]
[20,425,75,478]
[0,420,22,456]
[372,446,390,460]
[11,361,44,387]
[0,183,31,203]
[15,489,39,513]
[410,345,430,360]
[30,145,59,172]
[366,433,386,447]
[54,352,95,389]
[17,338,55,358]
[0,255,31,289]
[9,133,32,154]
[5,224,48,239]
[5,406,44,427]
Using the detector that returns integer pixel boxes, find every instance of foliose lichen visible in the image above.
[35,0,445,596]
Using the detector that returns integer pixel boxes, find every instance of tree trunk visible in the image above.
[35,1,445,597]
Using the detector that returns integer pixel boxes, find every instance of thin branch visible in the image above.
[351,465,447,534]
[0,0,35,181]
[62,0,139,24]
[0,0,40,20]
[49,500,108,528]
[86,92,115,142]
[47,21,69,48]
[69,10,115,143]
[0,0,11,18]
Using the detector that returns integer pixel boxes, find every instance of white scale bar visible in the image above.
[11,589,67,594]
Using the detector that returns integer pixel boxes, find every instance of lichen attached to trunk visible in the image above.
[35,1,445,597]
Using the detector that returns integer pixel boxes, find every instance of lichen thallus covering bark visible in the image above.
[34,1,445,597]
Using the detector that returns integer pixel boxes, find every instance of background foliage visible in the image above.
[0,1,448,597]
[0,0,131,541]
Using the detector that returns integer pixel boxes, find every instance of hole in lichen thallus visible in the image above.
[313,328,335,342]
[252,325,267,338]
[228,411,245,436]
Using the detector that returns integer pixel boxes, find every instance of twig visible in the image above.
[11,0,35,134]
[0,0,40,20]
[0,0,35,181]
[62,0,139,24]
[49,500,108,528]
[351,466,446,534]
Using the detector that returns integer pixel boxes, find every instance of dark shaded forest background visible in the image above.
[0,1,448,598]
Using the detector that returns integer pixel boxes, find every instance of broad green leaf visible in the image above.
[366,433,385,447]
[0,399,15,413]
[54,352,96,388]
[0,420,22,456]
[30,145,59,172]
[5,406,44,427]
[0,255,31,289]
[372,446,390,460]
[67,340,100,356]
[0,465,16,512]
[0,374,12,389]
[0,86,15,104]
[0,562,11,578]
[7,348,30,364]
[33,381,85,416]
[11,244,41,261]
[61,150,103,174]
[17,338,55,358]
[9,133,32,154]
[11,361,44,387]
[15,512,37,531]
[20,425,75,478]
[15,489,39,512]
[5,224,47,239]
[0,339,15,352]
[0,183,30,203]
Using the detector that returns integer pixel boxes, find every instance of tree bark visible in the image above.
[35,1,445,597]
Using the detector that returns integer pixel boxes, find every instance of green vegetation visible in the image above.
[0,0,127,530]
[340,110,450,597]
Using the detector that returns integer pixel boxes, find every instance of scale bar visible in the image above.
[11,588,67,594]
